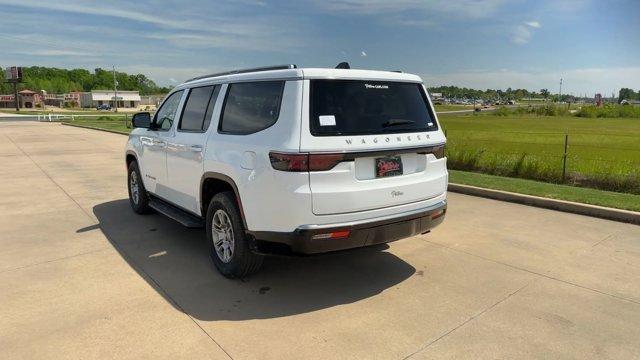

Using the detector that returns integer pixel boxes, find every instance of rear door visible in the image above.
[301,79,447,215]
[166,85,221,214]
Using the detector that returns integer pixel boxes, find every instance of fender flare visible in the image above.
[200,172,248,228]
[125,150,138,166]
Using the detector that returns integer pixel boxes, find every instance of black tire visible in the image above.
[127,161,153,214]
[206,191,263,278]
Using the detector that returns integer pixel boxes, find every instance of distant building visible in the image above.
[0,89,43,108]
[65,92,82,107]
[0,94,16,108]
[0,89,143,109]
[140,95,165,107]
[80,90,141,109]
[18,90,40,108]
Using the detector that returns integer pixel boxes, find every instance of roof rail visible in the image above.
[185,64,297,83]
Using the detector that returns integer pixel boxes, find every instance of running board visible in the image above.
[149,197,204,228]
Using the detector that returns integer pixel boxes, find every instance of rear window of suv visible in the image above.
[310,80,437,136]
[219,81,284,135]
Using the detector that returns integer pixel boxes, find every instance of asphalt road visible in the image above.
[1,121,639,359]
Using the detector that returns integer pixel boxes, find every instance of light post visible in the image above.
[558,78,563,104]
[113,66,119,113]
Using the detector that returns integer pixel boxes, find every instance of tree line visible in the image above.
[426,85,555,100]
[0,66,171,95]
[618,88,640,103]
[2,67,635,102]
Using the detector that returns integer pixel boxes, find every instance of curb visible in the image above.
[61,122,130,136]
[448,183,640,225]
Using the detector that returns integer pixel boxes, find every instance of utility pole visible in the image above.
[112,66,119,113]
[558,78,563,104]
[12,81,19,111]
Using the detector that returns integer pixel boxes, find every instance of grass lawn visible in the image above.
[62,117,131,133]
[449,170,640,212]
[439,114,640,193]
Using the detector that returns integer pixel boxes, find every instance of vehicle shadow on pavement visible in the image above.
[92,200,415,321]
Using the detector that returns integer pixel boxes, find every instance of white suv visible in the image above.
[125,64,447,278]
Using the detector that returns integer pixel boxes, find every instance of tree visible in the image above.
[1,66,169,95]
[618,88,637,104]
[540,89,550,100]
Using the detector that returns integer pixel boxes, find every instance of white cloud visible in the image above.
[511,24,532,44]
[314,0,508,19]
[511,20,542,44]
[420,67,640,95]
[0,0,302,52]
[12,49,93,57]
[0,0,197,30]
[360,51,367,57]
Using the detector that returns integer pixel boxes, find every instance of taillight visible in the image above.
[269,152,308,172]
[309,153,345,171]
[432,145,445,159]
[269,152,346,172]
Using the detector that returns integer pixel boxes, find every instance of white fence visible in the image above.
[37,113,129,122]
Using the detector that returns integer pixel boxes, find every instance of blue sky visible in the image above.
[0,0,638,95]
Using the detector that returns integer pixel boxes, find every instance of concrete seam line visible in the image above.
[403,281,533,359]
[448,183,640,225]
[3,134,96,221]
[424,239,640,306]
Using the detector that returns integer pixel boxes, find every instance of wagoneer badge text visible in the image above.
[345,133,431,145]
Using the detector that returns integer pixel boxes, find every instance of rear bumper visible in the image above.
[247,200,446,255]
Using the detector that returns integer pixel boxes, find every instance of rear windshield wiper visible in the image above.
[382,119,415,127]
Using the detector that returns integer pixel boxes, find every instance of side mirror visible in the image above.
[131,112,151,128]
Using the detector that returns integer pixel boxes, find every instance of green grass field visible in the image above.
[449,170,640,212]
[439,114,640,193]
[62,117,131,133]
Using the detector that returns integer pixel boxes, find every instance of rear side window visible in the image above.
[219,81,284,134]
[310,80,437,136]
[179,85,220,132]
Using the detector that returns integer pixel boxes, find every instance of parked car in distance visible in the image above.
[125,64,448,278]
[97,104,112,111]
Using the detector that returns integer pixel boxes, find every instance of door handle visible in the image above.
[153,139,167,148]
[140,136,153,146]
[190,145,203,152]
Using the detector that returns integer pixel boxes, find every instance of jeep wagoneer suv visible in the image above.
[125,64,447,278]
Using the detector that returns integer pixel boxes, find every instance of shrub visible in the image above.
[576,104,640,118]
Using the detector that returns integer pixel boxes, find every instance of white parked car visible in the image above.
[125,64,448,278]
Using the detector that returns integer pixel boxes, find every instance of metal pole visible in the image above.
[558,78,563,104]
[562,133,568,182]
[13,82,19,112]
[113,66,118,113]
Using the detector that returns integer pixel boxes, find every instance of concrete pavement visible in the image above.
[1,121,639,359]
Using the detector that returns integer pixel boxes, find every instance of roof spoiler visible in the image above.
[185,64,297,82]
